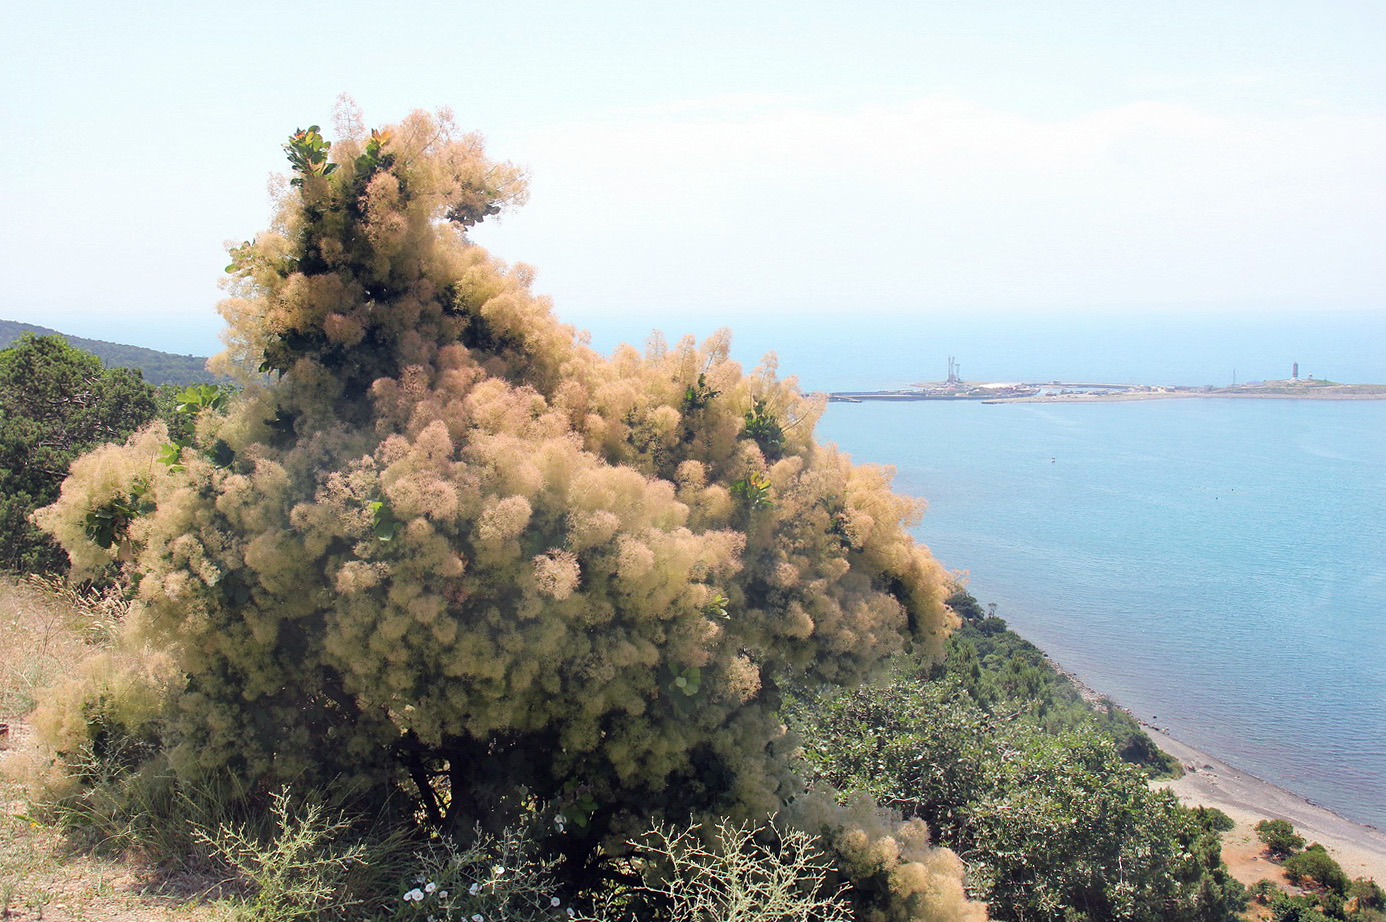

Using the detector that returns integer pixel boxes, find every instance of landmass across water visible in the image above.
[828,378,1386,403]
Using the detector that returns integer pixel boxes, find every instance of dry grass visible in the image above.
[0,577,103,721]
[0,576,227,922]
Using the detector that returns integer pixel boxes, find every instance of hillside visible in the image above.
[0,319,218,386]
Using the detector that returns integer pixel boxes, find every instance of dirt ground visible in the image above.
[1,721,222,921]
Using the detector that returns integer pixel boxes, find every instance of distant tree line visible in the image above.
[0,319,218,386]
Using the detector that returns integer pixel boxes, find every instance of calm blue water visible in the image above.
[817,397,1386,830]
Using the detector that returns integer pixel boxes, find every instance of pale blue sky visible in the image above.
[2,0,1383,356]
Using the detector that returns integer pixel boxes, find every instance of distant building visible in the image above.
[1292,361,1299,381]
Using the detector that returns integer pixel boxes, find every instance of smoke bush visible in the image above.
[38,104,974,917]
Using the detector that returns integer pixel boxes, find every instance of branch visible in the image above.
[392,732,444,827]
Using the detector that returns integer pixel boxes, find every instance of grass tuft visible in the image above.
[0,578,103,719]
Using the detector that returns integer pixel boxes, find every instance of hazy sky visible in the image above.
[2,0,1383,356]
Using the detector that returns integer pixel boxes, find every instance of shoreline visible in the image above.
[1041,653,1386,884]
[1144,724,1386,884]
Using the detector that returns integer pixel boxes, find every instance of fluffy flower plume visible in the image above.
[39,104,975,920]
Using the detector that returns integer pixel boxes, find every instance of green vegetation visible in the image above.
[1283,845,1350,894]
[0,334,233,577]
[1257,819,1308,857]
[1349,878,1386,921]
[32,109,982,921]
[1245,819,1383,922]
[785,593,1244,921]
[937,591,1181,777]
[614,819,854,922]
[154,381,237,472]
[0,319,218,386]
[1262,881,1385,922]
[0,334,158,574]
[1,111,1272,922]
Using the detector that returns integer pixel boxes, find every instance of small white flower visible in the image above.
[425,882,437,894]
[469,882,481,895]
[492,864,505,875]
[566,908,576,919]
[551,896,562,906]
[404,888,424,901]
[473,915,485,922]
[439,890,448,899]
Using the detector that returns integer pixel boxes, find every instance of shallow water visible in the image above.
[817,397,1386,829]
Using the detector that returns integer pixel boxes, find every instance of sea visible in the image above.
[817,396,1386,832]
[577,307,1386,831]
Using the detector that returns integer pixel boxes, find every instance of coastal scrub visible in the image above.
[36,106,978,919]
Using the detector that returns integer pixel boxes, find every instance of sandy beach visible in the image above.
[1145,725,1386,885]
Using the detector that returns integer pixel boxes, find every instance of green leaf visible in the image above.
[370,499,400,541]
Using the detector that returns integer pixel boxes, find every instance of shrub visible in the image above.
[30,647,173,796]
[37,107,978,918]
[1281,844,1348,894]
[194,786,368,922]
[939,589,1180,778]
[621,818,852,922]
[786,792,980,922]
[1192,806,1236,833]
[390,818,865,922]
[1350,876,1386,911]
[1256,819,1306,857]
[1269,891,1337,922]
[392,825,579,922]
[1250,878,1280,904]
[788,668,1247,921]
